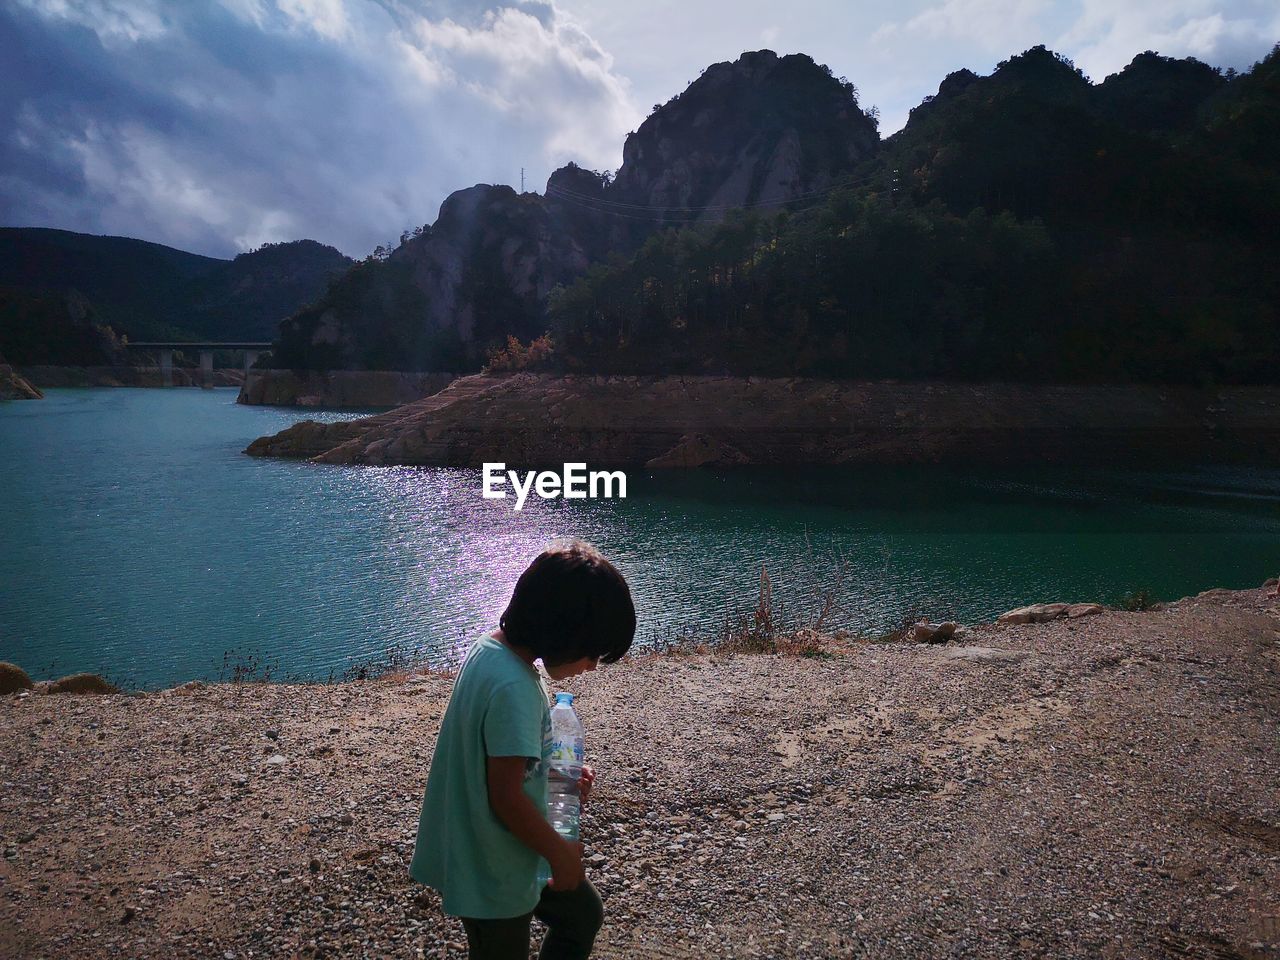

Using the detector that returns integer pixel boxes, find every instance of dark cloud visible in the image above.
[1,0,638,257]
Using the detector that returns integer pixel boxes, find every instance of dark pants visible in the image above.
[460,880,603,960]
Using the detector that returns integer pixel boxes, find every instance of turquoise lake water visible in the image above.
[1,388,1277,689]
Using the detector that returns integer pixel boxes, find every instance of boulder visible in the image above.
[1065,603,1105,619]
[998,603,1072,625]
[908,621,959,644]
[0,662,34,694]
[45,673,120,695]
[998,605,1042,625]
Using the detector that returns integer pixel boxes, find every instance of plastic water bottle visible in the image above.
[546,692,584,840]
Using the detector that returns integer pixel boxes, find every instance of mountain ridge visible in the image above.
[270,49,879,372]
[0,228,353,364]
[7,42,1276,385]
[268,42,1278,382]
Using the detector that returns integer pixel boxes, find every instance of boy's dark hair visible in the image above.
[500,540,636,666]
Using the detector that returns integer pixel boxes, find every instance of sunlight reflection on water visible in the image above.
[1,389,1278,688]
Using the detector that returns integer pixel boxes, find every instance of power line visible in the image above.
[542,190,712,223]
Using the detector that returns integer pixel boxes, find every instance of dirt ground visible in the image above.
[2,585,1278,959]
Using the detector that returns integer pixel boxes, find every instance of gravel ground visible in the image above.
[2,585,1278,959]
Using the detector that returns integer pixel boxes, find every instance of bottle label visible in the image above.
[551,738,583,765]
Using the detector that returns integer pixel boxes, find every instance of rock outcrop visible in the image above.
[397,183,600,346]
[606,50,877,221]
[238,369,455,408]
[271,184,603,372]
[271,51,880,372]
[0,362,42,400]
[998,602,1106,625]
[245,374,1280,468]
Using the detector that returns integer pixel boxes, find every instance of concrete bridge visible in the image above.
[126,342,271,388]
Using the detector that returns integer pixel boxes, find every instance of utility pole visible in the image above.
[520,168,525,193]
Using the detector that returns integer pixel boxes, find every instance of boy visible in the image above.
[411,540,636,960]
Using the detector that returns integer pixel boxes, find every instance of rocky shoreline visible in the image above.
[245,373,1280,467]
[0,363,42,400]
[2,584,1278,958]
[237,369,456,409]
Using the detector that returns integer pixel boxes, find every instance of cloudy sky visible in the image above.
[2,1,1276,260]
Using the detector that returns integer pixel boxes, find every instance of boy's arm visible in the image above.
[486,756,585,891]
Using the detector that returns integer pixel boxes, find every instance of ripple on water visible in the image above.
[1,388,1278,688]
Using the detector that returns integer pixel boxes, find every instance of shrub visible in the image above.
[485,334,555,372]
[719,565,777,654]
[1120,588,1159,611]
[45,673,120,695]
[0,661,33,694]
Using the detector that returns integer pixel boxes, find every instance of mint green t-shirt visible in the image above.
[411,634,552,918]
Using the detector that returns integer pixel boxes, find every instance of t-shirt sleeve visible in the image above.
[482,681,545,759]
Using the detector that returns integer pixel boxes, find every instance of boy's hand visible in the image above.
[578,764,595,806]
[547,839,585,891]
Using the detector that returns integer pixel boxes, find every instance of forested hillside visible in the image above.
[270,51,879,372]
[0,229,352,364]
[548,45,1280,383]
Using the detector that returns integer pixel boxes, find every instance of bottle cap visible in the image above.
[554,692,574,705]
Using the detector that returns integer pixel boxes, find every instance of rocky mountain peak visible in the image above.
[938,68,980,99]
[905,68,980,126]
[545,162,609,200]
[1095,51,1227,134]
[988,44,1092,102]
[606,50,879,218]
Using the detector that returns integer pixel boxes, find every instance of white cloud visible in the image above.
[399,4,636,164]
[392,34,455,89]
[218,0,269,27]
[14,0,1272,260]
[233,209,302,251]
[1058,0,1280,80]
[2,0,642,257]
[871,0,1050,48]
[60,119,301,252]
[278,0,351,40]
[15,0,169,42]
